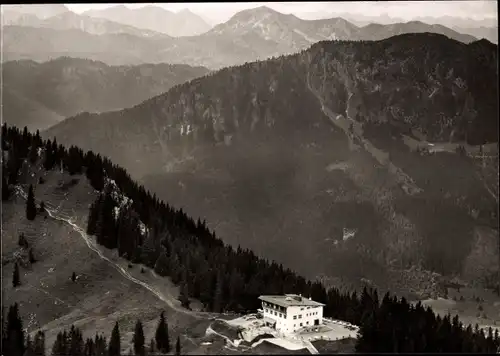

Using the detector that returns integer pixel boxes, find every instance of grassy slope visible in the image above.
[1,163,215,354]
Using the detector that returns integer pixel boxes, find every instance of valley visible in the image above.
[2,58,209,131]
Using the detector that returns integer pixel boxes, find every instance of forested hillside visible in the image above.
[2,123,499,353]
[45,34,499,294]
[2,57,209,131]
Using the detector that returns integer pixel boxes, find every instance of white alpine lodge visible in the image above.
[258,294,325,334]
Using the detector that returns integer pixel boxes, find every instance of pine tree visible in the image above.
[51,331,67,356]
[33,330,45,356]
[154,252,169,277]
[25,333,35,356]
[84,338,94,356]
[108,322,120,356]
[12,262,20,287]
[175,336,181,356]
[28,143,39,164]
[155,312,170,353]
[94,334,107,356]
[72,272,77,282]
[132,320,145,356]
[26,184,37,220]
[6,303,25,356]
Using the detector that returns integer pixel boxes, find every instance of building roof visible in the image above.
[258,294,325,308]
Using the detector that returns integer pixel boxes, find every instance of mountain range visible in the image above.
[2,6,478,69]
[2,58,209,131]
[2,8,167,37]
[1,4,70,20]
[44,33,499,294]
[83,5,212,37]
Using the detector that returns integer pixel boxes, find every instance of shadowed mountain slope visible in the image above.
[46,34,498,293]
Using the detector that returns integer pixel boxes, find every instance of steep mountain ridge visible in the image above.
[1,4,69,20]
[2,57,210,131]
[83,5,212,37]
[45,34,499,292]
[2,10,166,37]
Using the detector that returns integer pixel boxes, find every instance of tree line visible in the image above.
[2,123,499,353]
[2,303,181,356]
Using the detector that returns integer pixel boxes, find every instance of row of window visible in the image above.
[292,311,319,319]
[265,308,286,318]
[262,302,285,313]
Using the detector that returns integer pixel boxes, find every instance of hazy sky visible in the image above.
[66,1,498,25]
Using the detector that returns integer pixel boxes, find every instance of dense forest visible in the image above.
[2,123,499,353]
[2,302,176,356]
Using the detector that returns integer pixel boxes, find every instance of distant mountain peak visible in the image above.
[177,8,194,15]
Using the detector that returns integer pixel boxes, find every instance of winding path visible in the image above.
[14,185,215,320]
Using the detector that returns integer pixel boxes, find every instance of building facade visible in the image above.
[258,294,324,334]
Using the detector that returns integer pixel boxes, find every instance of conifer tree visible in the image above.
[108,322,120,356]
[175,336,181,356]
[6,303,25,356]
[154,252,169,277]
[84,338,94,356]
[25,333,35,356]
[51,331,67,356]
[155,312,170,353]
[132,320,145,356]
[28,143,39,164]
[12,262,20,287]
[33,330,45,356]
[26,184,37,220]
[72,272,77,282]
[94,334,107,356]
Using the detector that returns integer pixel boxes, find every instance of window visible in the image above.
[279,313,282,318]
[274,311,277,316]
[293,315,297,320]
[306,321,309,325]
[300,323,303,327]
[298,315,302,319]
[301,307,304,311]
